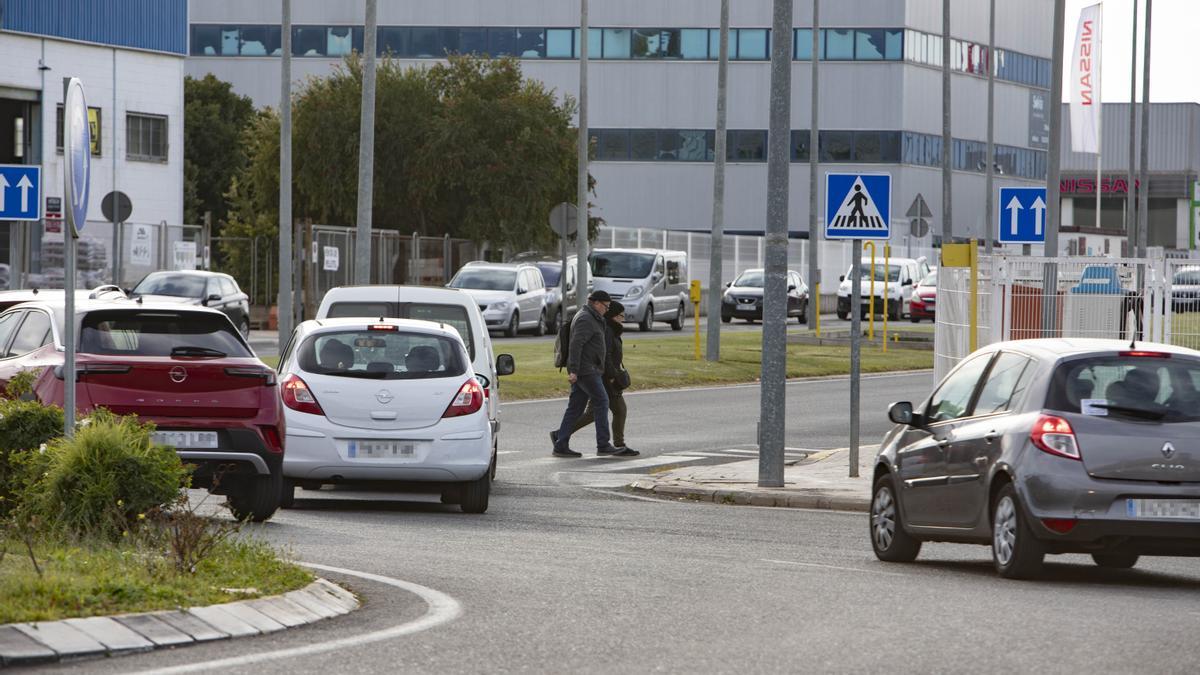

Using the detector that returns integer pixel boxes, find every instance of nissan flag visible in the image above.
[1070,3,1102,154]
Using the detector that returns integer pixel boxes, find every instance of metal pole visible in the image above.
[1137,0,1152,258]
[941,0,952,244]
[984,0,995,253]
[560,233,568,330]
[111,47,120,286]
[65,232,76,435]
[278,0,293,353]
[807,0,821,327]
[1126,0,1138,255]
[849,241,862,478]
[1095,4,1103,234]
[576,0,590,312]
[1043,0,1066,336]
[758,0,792,488]
[354,0,377,285]
[706,0,730,362]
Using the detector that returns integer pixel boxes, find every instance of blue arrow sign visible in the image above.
[0,165,41,221]
[998,187,1048,244]
[63,78,91,236]
[825,172,891,240]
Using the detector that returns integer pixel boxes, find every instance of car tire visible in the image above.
[910,315,921,324]
[440,489,462,505]
[670,303,684,331]
[548,309,561,335]
[888,302,901,321]
[279,478,296,510]
[534,310,547,337]
[227,471,282,523]
[1091,553,1139,569]
[505,311,519,338]
[489,449,498,481]
[459,471,490,514]
[991,484,1044,579]
[721,314,732,324]
[837,310,849,321]
[870,473,922,562]
[798,302,808,324]
[639,303,654,332]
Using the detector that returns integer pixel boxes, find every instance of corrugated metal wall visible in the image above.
[1,0,187,55]
[1061,103,1200,173]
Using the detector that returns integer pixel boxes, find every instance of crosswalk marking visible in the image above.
[575,455,707,472]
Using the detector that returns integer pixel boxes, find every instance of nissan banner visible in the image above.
[1070,3,1102,154]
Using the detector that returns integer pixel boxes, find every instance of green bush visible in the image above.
[21,410,189,540]
[0,399,64,515]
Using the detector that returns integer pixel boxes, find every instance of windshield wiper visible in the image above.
[1093,403,1166,421]
[170,346,226,358]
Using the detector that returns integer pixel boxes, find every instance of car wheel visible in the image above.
[279,478,296,510]
[870,474,922,562]
[534,310,547,337]
[991,484,1044,579]
[548,309,561,335]
[639,303,654,332]
[888,302,901,321]
[670,303,684,331]
[226,471,282,523]
[1091,553,1139,569]
[721,314,732,324]
[910,315,921,324]
[460,470,490,514]
[505,311,519,338]
[837,310,848,321]
[798,301,808,324]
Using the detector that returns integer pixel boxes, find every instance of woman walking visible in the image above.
[571,301,638,456]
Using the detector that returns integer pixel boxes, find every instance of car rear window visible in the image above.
[133,273,206,298]
[326,301,475,359]
[80,310,251,357]
[1046,355,1200,423]
[298,329,467,380]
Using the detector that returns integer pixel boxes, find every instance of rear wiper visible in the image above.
[170,346,227,358]
[1092,403,1166,421]
[327,371,387,379]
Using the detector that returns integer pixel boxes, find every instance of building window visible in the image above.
[56,105,102,157]
[546,28,574,58]
[709,29,737,60]
[592,130,630,161]
[680,28,709,59]
[727,130,766,161]
[735,29,768,60]
[855,29,885,60]
[791,130,812,161]
[824,29,854,59]
[660,129,714,161]
[819,130,853,161]
[191,25,220,55]
[379,26,408,55]
[239,25,281,55]
[602,29,631,58]
[126,113,168,162]
[629,130,658,160]
[573,28,602,58]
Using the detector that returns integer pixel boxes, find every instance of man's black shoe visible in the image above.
[613,447,640,457]
[597,445,621,455]
[552,447,582,458]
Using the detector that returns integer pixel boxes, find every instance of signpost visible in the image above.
[549,202,578,331]
[997,187,1049,245]
[62,77,91,437]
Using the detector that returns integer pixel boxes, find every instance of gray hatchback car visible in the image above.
[871,338,1200,579]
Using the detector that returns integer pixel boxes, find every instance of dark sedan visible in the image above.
[870,339,1200,579]
[720,269,808,324]
[131,271,251,337]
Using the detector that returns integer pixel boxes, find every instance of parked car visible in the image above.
[0,300,283,521]
[276,318,503,513]
[0,285,128,313]
[720,268,808,324]
[909,270,937,323]
[130,271,252,337]
[507,253,580,332]
[448,262,549,337]
[315,284,515,471]
[1171,265,1200,312]
[836,256,930,321]
[589,248,688,331]
[871,338,1200,579]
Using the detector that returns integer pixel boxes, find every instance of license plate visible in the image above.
[1127,498,1200,520]
[152,431,218,449]
[348,440,418,459]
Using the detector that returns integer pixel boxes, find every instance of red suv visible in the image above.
[0,300,283,521]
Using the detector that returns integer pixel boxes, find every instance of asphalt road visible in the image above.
[42,372,1200,674]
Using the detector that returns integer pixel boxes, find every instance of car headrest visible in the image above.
[406,345,441,373]
[319,339,354,370]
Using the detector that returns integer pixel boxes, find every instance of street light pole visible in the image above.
[807,0,820,327]
[278,0,293,353]
[354,0,377,285]
[941,0,952,245]
[576,0,589,312]
[984,0,995,254]
[1126,0,1138,256]
[706,0,729,362]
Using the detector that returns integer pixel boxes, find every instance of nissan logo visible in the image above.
[169,366,188,383]
[1162,442,1177,459]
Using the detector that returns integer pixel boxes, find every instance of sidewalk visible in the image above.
[627,446,879,512]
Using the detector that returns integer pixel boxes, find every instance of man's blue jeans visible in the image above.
[555,373,610,450]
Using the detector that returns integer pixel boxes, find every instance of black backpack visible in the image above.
[553,316,571,369]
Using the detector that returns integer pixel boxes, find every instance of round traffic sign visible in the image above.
[63,78,91,238]
[101,190,133,223]
[548,202,578,238]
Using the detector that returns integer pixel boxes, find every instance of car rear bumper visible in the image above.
[910,304,935,319]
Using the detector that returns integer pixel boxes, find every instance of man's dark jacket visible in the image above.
[567,304,607,376]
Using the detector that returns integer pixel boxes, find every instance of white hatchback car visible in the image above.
[277,318,494,513]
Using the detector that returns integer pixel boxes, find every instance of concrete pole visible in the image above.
[706,0,730,362]
[758,0,793,489]
[940,0,952,244]
[1043,0,1065,336]
[1126,0,1138,255]
[576,0,589,312]
[849,242,862,477]
[278,0,293,353]
[984,0,995,254]
[807,0,821,326]
[1137,0,1152,258]
[354,0,377,285]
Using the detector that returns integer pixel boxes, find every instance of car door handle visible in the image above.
[936,439,950,449]
[984,432,999,444]
[974,456,990,466]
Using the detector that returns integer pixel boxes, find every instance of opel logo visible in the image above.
[375,389,394,404]
[1162,442,1177,459]
[169,366,188,383]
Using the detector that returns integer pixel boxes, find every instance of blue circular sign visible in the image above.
[63,78,91,237]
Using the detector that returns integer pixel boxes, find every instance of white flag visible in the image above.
[1070,3,1102,154]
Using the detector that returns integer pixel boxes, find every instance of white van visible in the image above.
[836,256,931,321]
[315,286,514,475]
[589,248,688,331]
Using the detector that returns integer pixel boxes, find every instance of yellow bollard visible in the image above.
[690,280,702,360]
[864,241,876,340]
[883,244,890,353]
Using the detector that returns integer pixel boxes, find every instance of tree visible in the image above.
[184,75,255,226]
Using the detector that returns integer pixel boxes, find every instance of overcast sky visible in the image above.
[1061,0,1197,103]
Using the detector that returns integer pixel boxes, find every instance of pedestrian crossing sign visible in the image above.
[824,172,892,240]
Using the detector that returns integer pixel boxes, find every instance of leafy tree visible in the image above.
[184,75,255,226]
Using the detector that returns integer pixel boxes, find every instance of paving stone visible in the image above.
[154,610,230,642]
[314,578,359,608]
[186,606,259,638]
[218,602,286,633]
[306,584,357,613]
[64,616,154,653]
[113,613,194,647]
[284,589,340,619]
[13,621,105,659]
[247,597,315,628]
[0,625,57,666]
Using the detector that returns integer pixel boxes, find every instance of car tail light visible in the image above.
[226,366,277,386]
[55,363,131,380]
[259,425,283,454]
[443,379,484,418]
[1031,414,1081,460]
[1119,350,1170,359]
[281,374,324,416]
[1041,518,1077,534]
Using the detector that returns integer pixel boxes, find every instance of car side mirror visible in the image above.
[787,284,796,292]
[724,281,731,288]
[496,354,515,376]
[902,279,914,287]
[839,275,846,282]
[888,401,921,427]
[517,287,528,295]
[204,293,221,305]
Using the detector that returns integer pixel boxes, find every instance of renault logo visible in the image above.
[169,366,187,383]
[1162,442,1177,459]
[375,389,394,404]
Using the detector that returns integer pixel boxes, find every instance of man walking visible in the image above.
[551,290,622,457]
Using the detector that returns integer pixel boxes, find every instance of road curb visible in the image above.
[627,479,870,513]
[0,577,360,668]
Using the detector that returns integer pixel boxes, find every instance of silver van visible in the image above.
[589,248,688,331]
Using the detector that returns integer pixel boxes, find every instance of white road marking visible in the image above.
[129,562,462,674]
[761,558,908,577]
[497,450,521,455]
[576,454,708,472]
